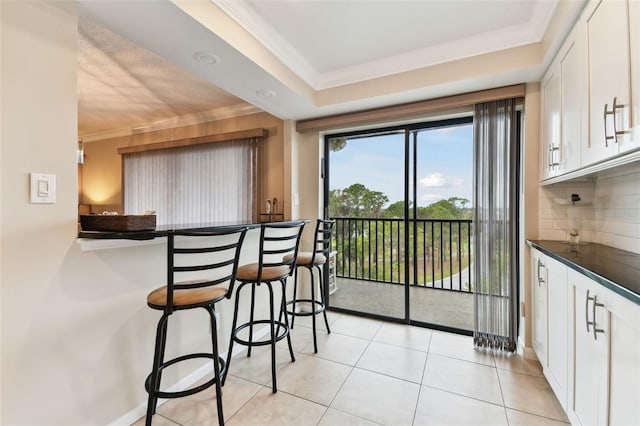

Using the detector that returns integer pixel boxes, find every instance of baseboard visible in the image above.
[518,335,537,360]
[107,325,271,426]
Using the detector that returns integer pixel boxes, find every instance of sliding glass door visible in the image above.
[325,117,474,332]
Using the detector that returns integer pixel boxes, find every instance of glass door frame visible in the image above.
[323,116,473,334]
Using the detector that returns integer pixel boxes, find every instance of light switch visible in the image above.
[30,173,56,204]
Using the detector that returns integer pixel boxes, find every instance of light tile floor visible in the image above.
[136,312,569,426]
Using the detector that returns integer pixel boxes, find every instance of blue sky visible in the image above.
[329,124,473,207]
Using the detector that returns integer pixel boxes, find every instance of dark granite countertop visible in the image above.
[78,221,262,240]
[527,240,640,306]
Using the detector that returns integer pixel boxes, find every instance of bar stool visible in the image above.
[144,227,248,426]
[222,221,306,393]
[285,219,335,353]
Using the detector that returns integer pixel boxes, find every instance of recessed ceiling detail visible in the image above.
[79,0,585,125]
[215,0,557,90]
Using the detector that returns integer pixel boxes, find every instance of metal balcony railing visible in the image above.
[332,217,473,292]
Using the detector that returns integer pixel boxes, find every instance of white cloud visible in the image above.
[420,173,446,187]
[419,173,464,188]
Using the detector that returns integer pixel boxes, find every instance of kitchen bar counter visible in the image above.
[76,221,269,251]
[527,240,640,305]
[78,220,261,240]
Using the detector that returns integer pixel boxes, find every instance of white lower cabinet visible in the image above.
[544,256,569,409]
[531,250,548,363]
[531,250,568,409]
[530,248,639,425]
[568,269,610,426]
[605,283,640,425]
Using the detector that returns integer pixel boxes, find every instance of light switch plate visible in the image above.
[30,173,56,204]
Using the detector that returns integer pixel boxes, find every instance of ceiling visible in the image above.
[78,0,585,138]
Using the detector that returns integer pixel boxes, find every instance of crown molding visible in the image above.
[215,0,558,91]
[213,0,317,86]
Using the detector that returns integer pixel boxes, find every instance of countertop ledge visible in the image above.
[527,240,640,306]
[77,221,262,252]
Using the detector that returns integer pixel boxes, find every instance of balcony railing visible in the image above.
[332,217,473,292]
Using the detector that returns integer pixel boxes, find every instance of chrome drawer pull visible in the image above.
[592,294,605,340]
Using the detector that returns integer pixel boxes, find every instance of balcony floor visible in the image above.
[328,277,474,331]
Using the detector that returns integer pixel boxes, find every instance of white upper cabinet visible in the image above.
[582,0,635,165]
[540,28,582,181]
[559,35,582,173]
[541,62,561,180]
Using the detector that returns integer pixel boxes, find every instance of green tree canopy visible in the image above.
[329,184,470,220]
[329,183,389,218]
[418,197,472,219]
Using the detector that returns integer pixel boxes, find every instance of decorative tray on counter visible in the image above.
[80,214,156,232]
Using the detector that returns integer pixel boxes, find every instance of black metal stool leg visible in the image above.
[247,283,256,358]
[280,278,296,362]
[317,264,331,334]
[223,282,245,386]
[146,314,169,425]
[308,266,319,353]
[206,306,224,426]
[267,282,277,393]
[290,268,299,328]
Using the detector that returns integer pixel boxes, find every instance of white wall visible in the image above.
[0,3,270,424]
[521,83,541,353]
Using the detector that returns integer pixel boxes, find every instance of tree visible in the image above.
[329,183,389,218]
[418,197,471,219]
[383,201,406,218]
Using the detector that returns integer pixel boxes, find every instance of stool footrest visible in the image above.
[286,299,326,316]
[145,353,225,399]
[232,319,290,347]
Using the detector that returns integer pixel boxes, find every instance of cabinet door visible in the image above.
[569,270,609,426]
[629,0,640,152]
[545,256,568,409]
[607,290,640,425]
[541,63,561,180]
[559,35,582,173]
[531,251,548,363]
[583,0,632,165]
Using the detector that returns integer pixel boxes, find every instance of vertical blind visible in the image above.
[473,98,522,352]
[123,139,257,226]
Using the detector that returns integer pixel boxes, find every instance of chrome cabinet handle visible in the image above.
[537,259,545,286]
[612,97,630,141]
[551,145,560,166]
[586,289,592,333]
[586,290,605,340]
[592,294,605,340]
[547,145,559,170]
[604,104,615,147]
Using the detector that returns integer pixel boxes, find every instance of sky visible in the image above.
[329,123,474,208]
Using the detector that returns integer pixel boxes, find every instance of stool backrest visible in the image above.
[311,219,335,259]
[256,220,307,280]
[166,227,248,313]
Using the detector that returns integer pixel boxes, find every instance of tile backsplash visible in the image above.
[539,167,640,254]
